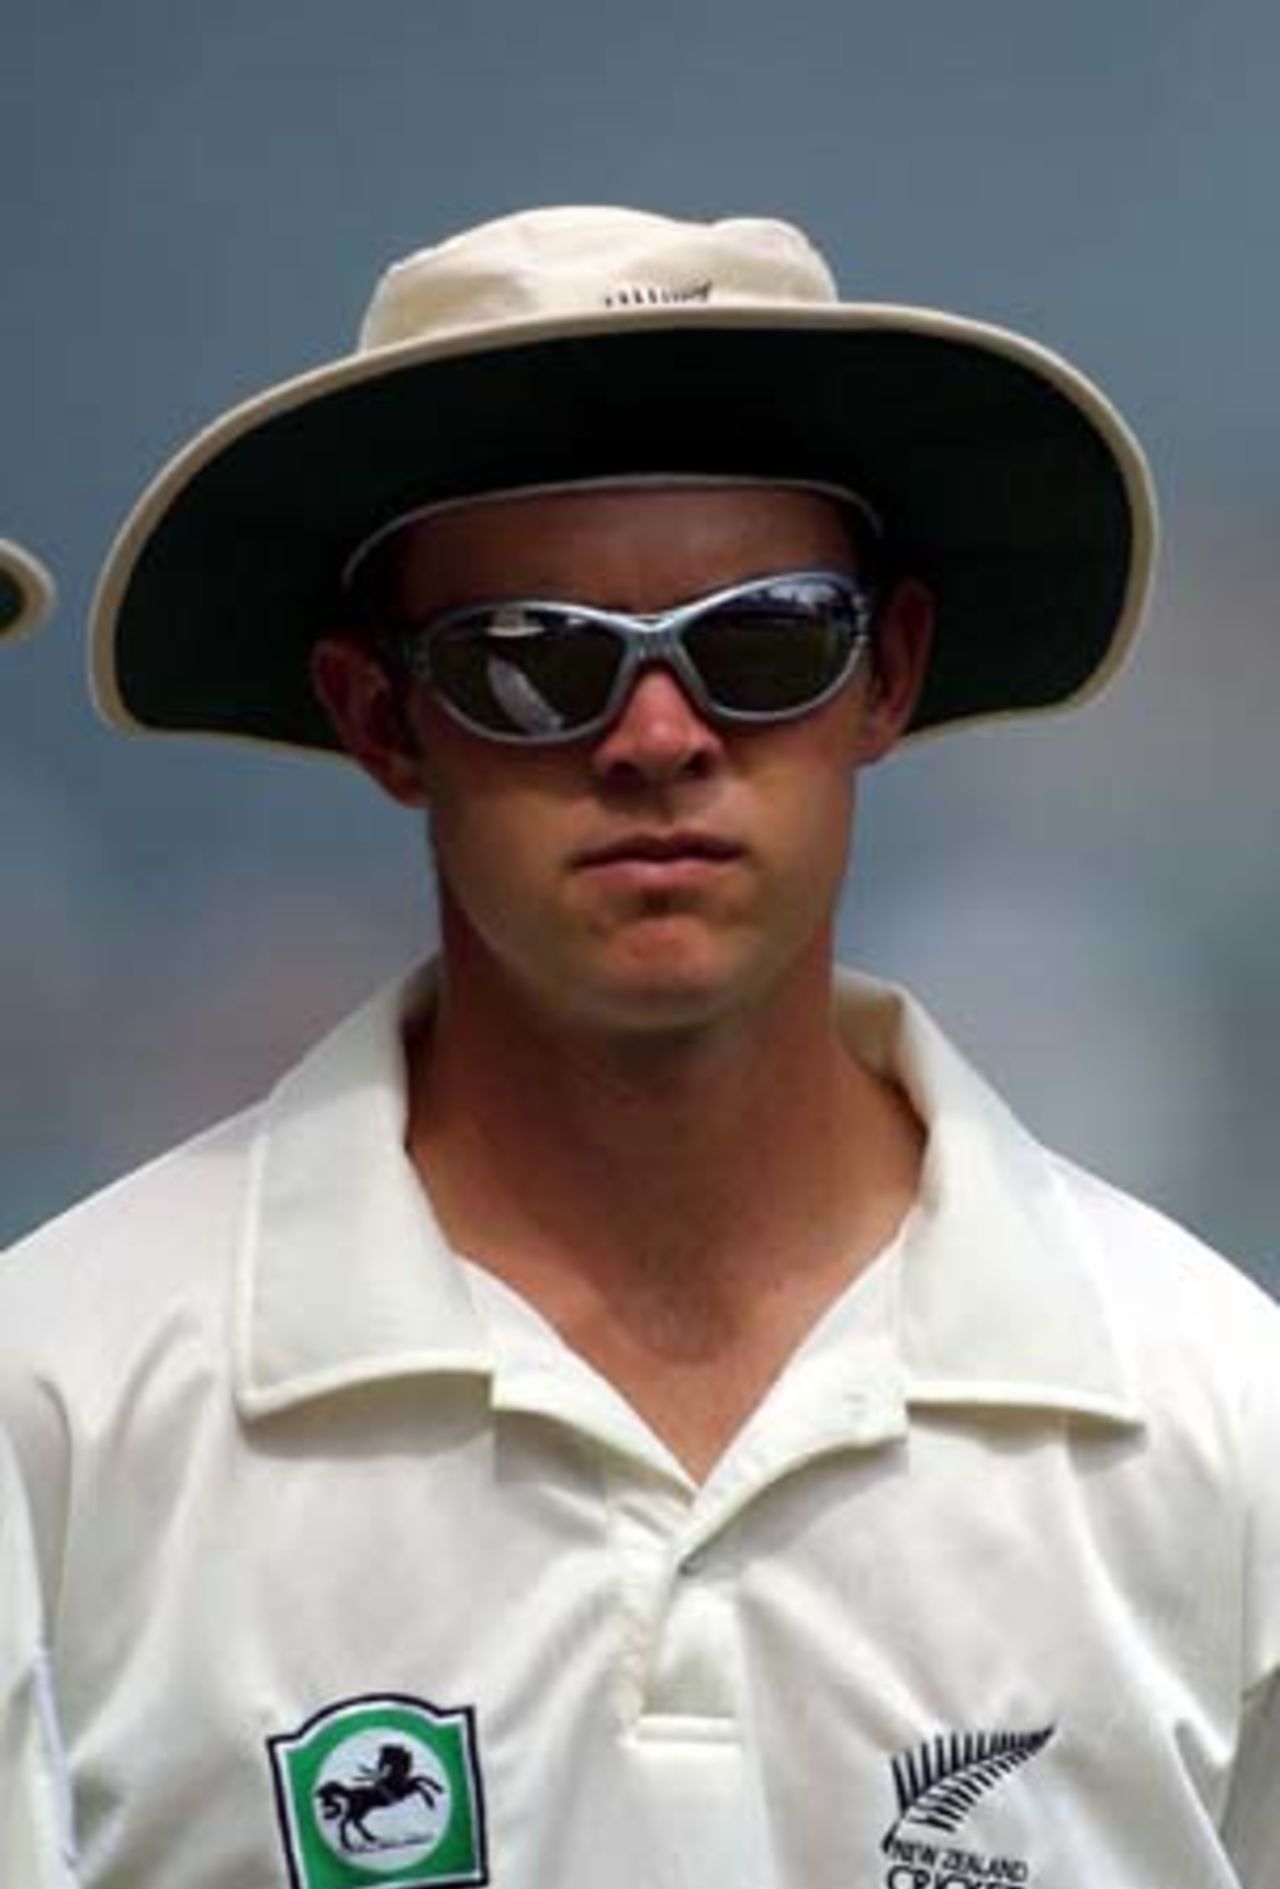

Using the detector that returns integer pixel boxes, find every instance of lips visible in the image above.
[573,830,743,869]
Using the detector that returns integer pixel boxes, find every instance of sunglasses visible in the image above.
[392,569,875,744]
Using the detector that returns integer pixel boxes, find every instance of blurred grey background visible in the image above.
[2,2,1277,1288]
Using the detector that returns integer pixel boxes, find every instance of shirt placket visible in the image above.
[606,1467,766,1887]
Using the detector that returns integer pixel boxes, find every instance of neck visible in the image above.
[404,936,921,1311]
[404,938,922,1479]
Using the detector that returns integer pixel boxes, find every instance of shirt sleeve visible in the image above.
[1219,1333,1280,1886]
[0,1430,78,1888]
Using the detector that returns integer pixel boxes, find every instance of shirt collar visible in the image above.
[232,965,1141,1428]
[233,964,490,1417]
[847,974,1141,1424]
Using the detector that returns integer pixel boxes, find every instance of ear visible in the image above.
[852,578,935,763]
[310,634,429,808]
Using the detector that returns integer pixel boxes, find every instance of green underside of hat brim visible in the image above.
[108,324,1138,751]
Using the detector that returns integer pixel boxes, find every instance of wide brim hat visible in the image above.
[0,539,55,643]
[90,206,1157,755]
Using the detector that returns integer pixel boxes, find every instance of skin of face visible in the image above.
[313,484,932,1040]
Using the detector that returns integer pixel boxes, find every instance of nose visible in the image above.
[590,664,725,790]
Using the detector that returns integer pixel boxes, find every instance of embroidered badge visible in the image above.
[880,1727,1054,1888]
[268,1694,489,1888]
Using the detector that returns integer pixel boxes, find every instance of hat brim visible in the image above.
[90,302,1156,753]
[0,540,55,643]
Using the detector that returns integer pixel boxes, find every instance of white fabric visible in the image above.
[0,1428,77,1885]
[357,207,838,352]
[1,966,1278,1889]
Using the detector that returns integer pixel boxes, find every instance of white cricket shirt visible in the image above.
[1,968,1278,1889]
[0,1427,76,1886]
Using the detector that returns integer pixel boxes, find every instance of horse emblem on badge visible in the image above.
[268,1693,489,1887]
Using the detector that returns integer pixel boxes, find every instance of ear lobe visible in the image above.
[310,635,429,807]
[855,578,935,761]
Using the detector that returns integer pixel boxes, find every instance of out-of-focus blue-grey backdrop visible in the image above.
[3,3,1277,1286]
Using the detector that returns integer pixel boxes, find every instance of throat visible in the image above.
[520,1230,894,1481]
[412,1084,919,1482]
[405,971,924,1479]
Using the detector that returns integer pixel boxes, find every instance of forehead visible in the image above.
[364,483,863,618]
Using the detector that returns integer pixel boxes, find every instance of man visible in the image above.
[2,207,1277,1889]
[0,539,77,1887]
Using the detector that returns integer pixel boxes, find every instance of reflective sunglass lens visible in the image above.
[430,612,622,737]
[415,574,868,740]
[683,588,858,713]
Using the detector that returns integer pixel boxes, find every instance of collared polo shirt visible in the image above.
[0,1427,76,1886]
[1,968,1278,1889]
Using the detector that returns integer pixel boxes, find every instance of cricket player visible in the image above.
[1,208,1277,1889]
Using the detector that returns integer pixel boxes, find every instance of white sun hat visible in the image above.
[90,204,1157,756]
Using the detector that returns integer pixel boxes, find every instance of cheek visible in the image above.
[424,776,568,934]
[754,713,860,843]
[790,777,858,898]
[748,739,861,919]
[429,795,528,885]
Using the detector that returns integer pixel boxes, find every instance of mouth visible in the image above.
[573,831,744,870]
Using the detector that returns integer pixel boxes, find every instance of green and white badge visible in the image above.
[268,1694,489,1888]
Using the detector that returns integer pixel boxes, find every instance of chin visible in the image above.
[568,936,768,1035]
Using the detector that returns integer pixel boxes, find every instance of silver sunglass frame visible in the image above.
[398,568,875,745]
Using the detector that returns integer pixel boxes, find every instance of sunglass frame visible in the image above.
[394,568,876,745]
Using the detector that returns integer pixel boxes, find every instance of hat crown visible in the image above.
[358,206,838,352]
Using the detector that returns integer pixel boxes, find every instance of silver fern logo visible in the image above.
[881,1727,1054,1889]
[602,280,714,307]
